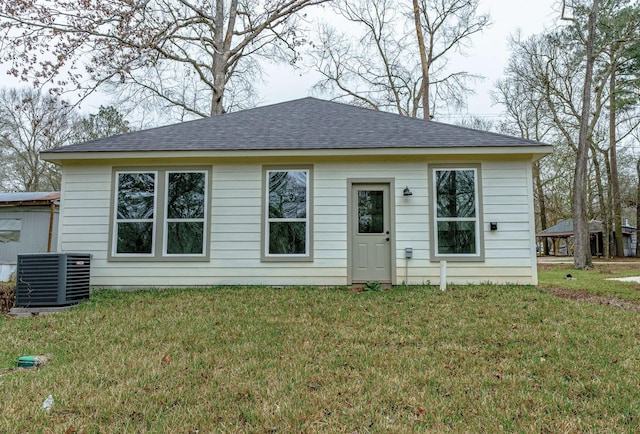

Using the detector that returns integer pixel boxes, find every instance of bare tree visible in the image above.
[500,0,640,262]
[637,157,640,256]
[312,0,489,119]
[496,33,586,235]
[493,72,556,254]
[565,0,599,269]
[412,0,489,119]
[497,2,601,267]
[0,0,328,120]
[598,2,640,255]
[0,88,79,191]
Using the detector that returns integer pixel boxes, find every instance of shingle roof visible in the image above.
[47,97,548,154]
[536,219,634,237]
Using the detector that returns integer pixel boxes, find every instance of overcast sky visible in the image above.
[1,0,562,121]
[258,0,561,122]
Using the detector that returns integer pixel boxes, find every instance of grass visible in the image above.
[1,273,640,432]
[538,261,640,302]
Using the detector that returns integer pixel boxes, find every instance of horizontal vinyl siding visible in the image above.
[401,160,536,285]
[58,158,537,288]
[476,161,536,284]
[211,165,261,265]
[58,166,111,271]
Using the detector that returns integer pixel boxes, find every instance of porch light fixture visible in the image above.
[403,186,413,196]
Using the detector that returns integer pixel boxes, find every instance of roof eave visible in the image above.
[41,145,553,164]
[0,200,59,207]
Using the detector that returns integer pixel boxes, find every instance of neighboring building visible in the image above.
[41,98,551,288]
[536,218,637,257]
[0,192,60,281]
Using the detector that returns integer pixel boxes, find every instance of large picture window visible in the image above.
[111,169,209,260]
[430,165,484,261]
[263,167,312,261]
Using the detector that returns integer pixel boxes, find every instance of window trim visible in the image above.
[108,167,211,262]
[112,170,158,258]
[162,170,208,258]
[429,164,485,262]
[261,165,313,262]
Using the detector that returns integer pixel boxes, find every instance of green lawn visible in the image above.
[1,278,639,432]
[538,261,640,302]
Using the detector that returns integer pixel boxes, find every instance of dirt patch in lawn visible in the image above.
[0,282,15,314]
[542,287,640,314]
[539,261,640,313]
[537,261,640,273]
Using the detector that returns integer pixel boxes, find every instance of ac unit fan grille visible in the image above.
[16,253,91,307]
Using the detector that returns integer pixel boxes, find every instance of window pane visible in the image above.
[117,173,155,219]
[268,171,307,219]
[269,222,306,254]
[117,222,153,254]
[167,222,204,254]
[167,172,205,219]
[436,170,476,218]
[437,221,476,254]
[0,230,20,243]
[0,219,21,243]
[358,190,384,234]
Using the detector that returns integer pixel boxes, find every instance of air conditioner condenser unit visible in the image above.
[16,253,91,307]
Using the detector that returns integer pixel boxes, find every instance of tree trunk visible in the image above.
[636,158,640,257]
[572,0,599,269]
[210,0,227,116]
[412,0,430,120]
[592,149,608,258]
[609,59,623,256]
[533,161,549,255]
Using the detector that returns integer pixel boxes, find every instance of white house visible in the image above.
[41,98,551,288]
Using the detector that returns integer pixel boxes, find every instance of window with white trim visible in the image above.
[114,172,157,256]
[431,166,483,261]
[111,169,208,260]
[164,171,207,255]
[263,168,312,260]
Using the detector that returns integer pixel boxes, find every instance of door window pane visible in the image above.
[358,190,384,234]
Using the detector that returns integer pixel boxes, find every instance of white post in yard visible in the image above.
[439,261,447,291]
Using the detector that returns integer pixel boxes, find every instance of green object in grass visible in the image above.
[17,355,46,368]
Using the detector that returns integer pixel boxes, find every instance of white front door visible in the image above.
[350,183,392,283]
